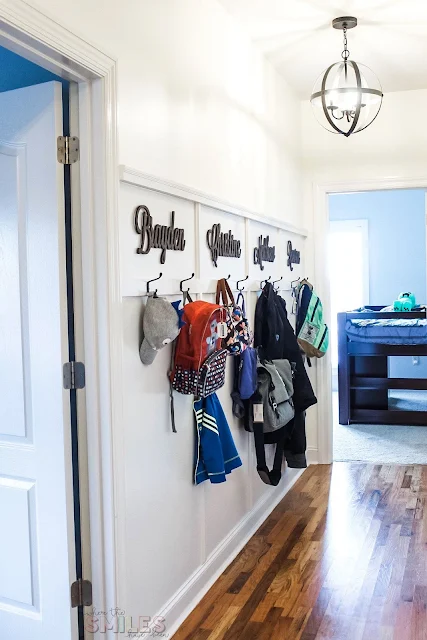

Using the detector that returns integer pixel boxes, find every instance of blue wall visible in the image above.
[329,189,427,378]
[0,45,66,93]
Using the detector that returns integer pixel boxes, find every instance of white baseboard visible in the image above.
[306,448,319,464]
[153,467,305,639]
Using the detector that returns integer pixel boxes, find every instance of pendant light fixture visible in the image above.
[310,17,383,137]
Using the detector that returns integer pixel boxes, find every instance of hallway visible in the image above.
[175,463,427,640]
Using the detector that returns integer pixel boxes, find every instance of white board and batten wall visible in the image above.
[118,166,310,635]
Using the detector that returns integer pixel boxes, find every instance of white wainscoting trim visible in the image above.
[306,448,319,465]
[155,467,305,639]
[119,165,309,238]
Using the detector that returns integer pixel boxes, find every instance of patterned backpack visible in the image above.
[169,300,228,402]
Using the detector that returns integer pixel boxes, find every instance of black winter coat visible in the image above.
[253,282,317,467]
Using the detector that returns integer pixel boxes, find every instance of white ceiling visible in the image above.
[217,0,427,97]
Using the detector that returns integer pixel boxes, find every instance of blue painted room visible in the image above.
[329,188,427,463]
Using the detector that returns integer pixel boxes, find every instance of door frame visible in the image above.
[329,218,370,381]
[313,176,427,464]
[0,1,121,633]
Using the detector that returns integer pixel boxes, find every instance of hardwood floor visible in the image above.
[174,463,427,640]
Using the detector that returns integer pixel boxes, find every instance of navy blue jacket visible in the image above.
[194,393,242,484]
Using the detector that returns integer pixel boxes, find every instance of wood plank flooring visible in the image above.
[174,463,427,640]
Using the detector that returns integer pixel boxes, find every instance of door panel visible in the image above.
[0,147,28,440]
[0,82,76,640]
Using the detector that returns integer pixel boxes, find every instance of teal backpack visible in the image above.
[296,282,329,359]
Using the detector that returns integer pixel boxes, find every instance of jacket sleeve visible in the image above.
[283,412,307,468]
[194,397,226,484]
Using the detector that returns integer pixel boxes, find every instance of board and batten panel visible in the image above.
[118,184,203,618]
[120,296,204,619]
[197,207,249,556]
[119,182,196,297]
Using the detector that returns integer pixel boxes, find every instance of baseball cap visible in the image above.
[139,294,181,365]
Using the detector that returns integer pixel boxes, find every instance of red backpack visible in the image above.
[169,300,227,400]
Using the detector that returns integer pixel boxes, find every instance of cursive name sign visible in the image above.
[206,224,241,267]
[253,235,276,271]
[287,241,300,271]
[134,205,185,264]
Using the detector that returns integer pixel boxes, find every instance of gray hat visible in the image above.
[139,295,181,365]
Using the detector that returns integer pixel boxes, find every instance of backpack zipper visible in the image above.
[311,298,320,322]
[318,325,328,349]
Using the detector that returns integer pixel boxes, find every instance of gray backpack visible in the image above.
[256,358,295,432]
[248,358,295,486]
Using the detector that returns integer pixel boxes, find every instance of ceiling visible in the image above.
[217,0,427,97]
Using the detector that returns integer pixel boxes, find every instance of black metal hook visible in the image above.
[272,276,283,290]
[236,275,249,291]
[180,272,195,293]
[146,272,162,294]
[261,275,271,289]
[225,274,231,281]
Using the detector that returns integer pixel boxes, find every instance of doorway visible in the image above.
[327,188,427,464]
[0,12,118,639]
[0,48,87,639]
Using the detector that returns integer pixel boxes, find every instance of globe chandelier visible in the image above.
[310,17,383,137]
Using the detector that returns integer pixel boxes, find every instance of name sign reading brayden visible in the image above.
[253,235,276,271]
[287,240,300,271]
[134,205,185,264]
[206,223,241,267]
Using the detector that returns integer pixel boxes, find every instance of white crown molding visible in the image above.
[120,165,309,238]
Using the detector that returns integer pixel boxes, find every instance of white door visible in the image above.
[329,219,370,373]
[0,82,77,639]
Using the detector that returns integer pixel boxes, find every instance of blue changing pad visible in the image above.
[346,308,427,344]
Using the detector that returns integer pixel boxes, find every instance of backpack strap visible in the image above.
[236,291,246,316]
[183,289,193,304]
[168,341,178,433]
[253,422,284,486]
[216,278,235,308]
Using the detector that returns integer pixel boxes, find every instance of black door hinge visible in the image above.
[71,579,92,608]
[63,361,85,390]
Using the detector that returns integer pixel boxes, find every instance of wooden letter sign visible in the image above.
[287,241,300,271]
[134,205,185,264]
[253,235,276,271]
[206,223,241,267]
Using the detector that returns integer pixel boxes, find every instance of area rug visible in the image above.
[333,391,427,464]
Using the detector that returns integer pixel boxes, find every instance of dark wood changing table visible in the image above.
[338,306,427,425]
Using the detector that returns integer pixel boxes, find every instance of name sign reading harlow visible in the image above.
[206,224,241,267]
[287,241,300,271]
[253,235,276,271]
[134,205,185,264]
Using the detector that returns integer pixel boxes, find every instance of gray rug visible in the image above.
[333,391,427,464]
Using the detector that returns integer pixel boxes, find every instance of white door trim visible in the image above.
[0,2,121,635]
[313,176,427,464]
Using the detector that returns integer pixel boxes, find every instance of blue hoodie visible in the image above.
[194,393,242,485]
